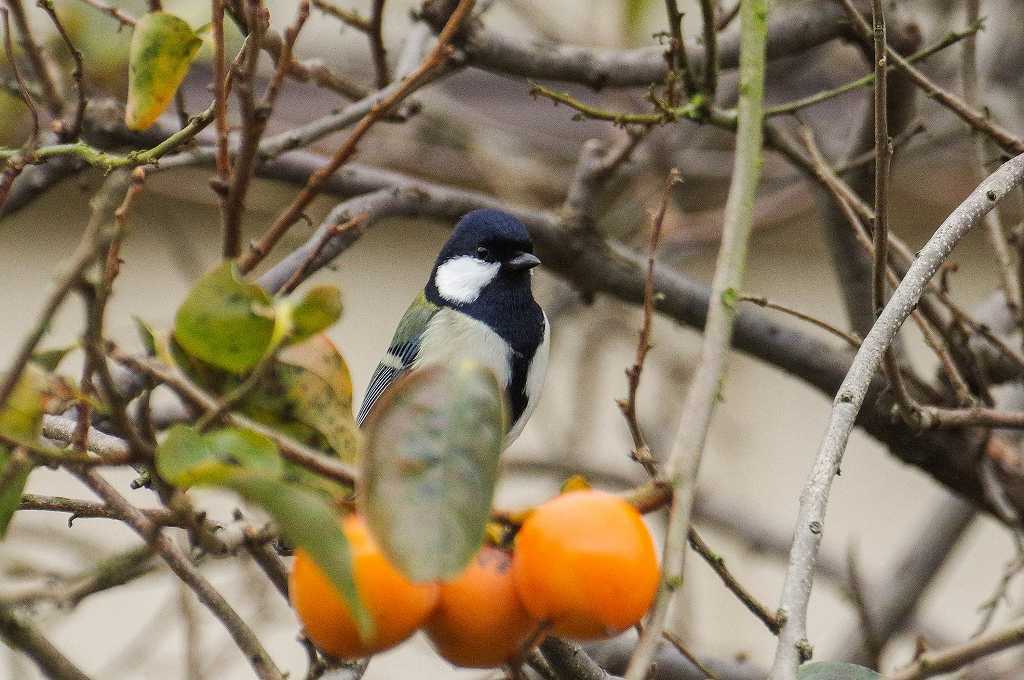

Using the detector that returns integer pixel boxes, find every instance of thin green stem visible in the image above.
[766,21,981,118]
[623,1,769,677]
[0,103,216,170]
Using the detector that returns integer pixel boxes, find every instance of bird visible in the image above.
[357,209,549,447]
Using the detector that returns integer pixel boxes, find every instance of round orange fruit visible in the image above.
[425,546,539,668]
[512,489,659,640]
[289,515,439,659]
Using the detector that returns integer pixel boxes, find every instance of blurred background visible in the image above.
[4,0,1024,678]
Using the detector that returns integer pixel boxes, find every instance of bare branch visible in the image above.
[841,0,1024,155]
[74,468,285,680]
[0,604,93,680]
[444,0,852,89]
[5,0,61,114]
[368,0,389,87]
[236,0,476,273]
[687,527,781,634]
[769,152,1024,680]
[886,615,1024,680]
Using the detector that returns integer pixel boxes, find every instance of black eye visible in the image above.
[476,246,491,260]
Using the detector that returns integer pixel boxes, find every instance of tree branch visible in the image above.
[769,151,1024,680]
[442,0,854,89]
[625,2,768,675]
[0,604,93,680]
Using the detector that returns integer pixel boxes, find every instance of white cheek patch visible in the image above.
[435,256,500,304]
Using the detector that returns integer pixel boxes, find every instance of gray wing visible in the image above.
[356,292,440,425]
[356,340,419,425]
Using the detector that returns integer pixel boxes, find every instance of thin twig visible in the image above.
[0,6,41,209]
[5,0,61,114]
[180,582,205,680]
[243,525,290,600]
[72,0,136,27]
[279,213,367,295]
[716,1,739,31]
[0,170,128,412]
[697,0,718,101]
[765,23,980,119]
[839,0,1024,155]
[221,2,266,259]
[212,0,231,229]
[868,0,918,426]
[1,544,157,608]
[663,0,695,103]
[310,0,370,31]
[618,170,678,476]
[368,0,389,87]
[845,545,882,665]
[688,526,781,634]
[738,295,860,347]
[624,3,768,677]
[18,493,176,526]
[109,350,358,486]
[75,469,285,680]
[869,0,888,320]
[236,0,477,274]
[0,604,93,680]
[661,629,720,680]
[800,126,975,410]
[886,615,1024,680]
[37,0,87,140]
[960,0,1021,325]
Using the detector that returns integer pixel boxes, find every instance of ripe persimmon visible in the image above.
[512,489,659,640]
[289,515,439,659]
[425,546,539,668]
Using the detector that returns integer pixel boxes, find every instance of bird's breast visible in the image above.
[414,309,513,388]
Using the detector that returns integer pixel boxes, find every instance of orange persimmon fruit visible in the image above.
[512,489,659,640]
[289,515,439,659]
[425,546,540,668]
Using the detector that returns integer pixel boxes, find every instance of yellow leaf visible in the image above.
[125,12,202,131]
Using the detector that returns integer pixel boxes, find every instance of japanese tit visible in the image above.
[357,209,549,446]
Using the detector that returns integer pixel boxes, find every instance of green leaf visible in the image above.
[218,471,372,639]
[174,262,275,375]
[30,344,77,372]
[125,11,203,131]
[360,361,506,581]
[156,446,371,639]
[0,365,48,445]
[290,286,343,342]
[798,662,881,680]
[0,455,31,538]
[0,366,48,537]
[276,336,359,463]
[156,424,282,487]
[168,333,360,476]
[133,316,159,357]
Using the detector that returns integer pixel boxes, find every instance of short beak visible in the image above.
[507,252,541,272]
